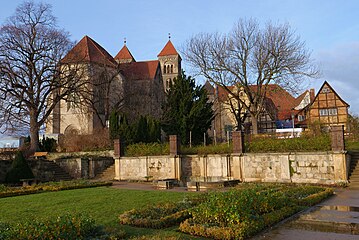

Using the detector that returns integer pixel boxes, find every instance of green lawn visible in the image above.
[0,186,201,239]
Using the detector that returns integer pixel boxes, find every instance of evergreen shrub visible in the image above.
[5,151,34,184]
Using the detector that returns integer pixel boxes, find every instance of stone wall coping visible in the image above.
[243,151,335,156]
[47,150,114,160]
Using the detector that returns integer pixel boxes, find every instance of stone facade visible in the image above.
[46,36,181,136]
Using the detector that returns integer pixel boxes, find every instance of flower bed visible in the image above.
[119,199,200,229]
[118,183,333,240]
[0,180,112,198]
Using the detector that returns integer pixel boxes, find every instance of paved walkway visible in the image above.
[253,189,359,240]
[111,181,188,192]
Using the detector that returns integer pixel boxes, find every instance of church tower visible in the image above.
[157,38,181,91]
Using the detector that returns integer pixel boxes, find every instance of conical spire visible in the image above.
[158,40,179,57]
[114,42,136,63]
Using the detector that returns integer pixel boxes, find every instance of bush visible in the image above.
[0,214,102,240]
[39,137,57,152]
[246,134,331,152]
[125,142,169,157]
[60,129,112,152]
[0,180,112,198]
[182,143,232,155]
[5,151,34,184]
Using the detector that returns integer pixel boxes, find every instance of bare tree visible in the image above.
[0,1,84,152]
[185,19,319,134]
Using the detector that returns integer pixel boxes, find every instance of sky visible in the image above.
[1,0,359,114]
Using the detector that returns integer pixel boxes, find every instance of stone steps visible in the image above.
[349,152,359,187]
[93,164,115,181]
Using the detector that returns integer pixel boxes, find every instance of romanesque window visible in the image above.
[166,78,171,89]
[166,65,170,74]
[170,65,173,73]
[163,66,166,74]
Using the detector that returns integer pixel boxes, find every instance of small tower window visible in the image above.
[166,65,170,74]
[171,65,173,73]
[163,66,166,74]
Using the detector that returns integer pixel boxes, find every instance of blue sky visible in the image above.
[1,0,359,114]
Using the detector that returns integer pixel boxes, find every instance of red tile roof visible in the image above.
[119,60,159,80]
[215,84,308,120]
[114,45,135,62]
[262,85,296,120]
[158,40,179,57]
[61,36,117,67]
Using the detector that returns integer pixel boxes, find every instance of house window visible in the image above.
[322,86,331,93]
[298,115,305,121]
[319,108,337,116]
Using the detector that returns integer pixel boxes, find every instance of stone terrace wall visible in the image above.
[115,152,348,185]
[241,152,347,184]
[116,155,180,181]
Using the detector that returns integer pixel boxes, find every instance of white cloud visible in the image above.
[314,42,359,115]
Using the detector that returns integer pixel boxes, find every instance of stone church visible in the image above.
[46,35,181,136]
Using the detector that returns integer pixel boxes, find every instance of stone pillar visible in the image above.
[114,139,121,157]
[114,158,120,180]
[170,135,180,156]
[232,131,244,154]
[330,125,345,151]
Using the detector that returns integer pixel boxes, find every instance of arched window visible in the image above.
[163,65,166,74]
[170,65,173,73]
[167,65,170,74]
[166,78,171,89]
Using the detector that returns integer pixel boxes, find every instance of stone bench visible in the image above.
[20,178,37,187]
[156,179,176,189]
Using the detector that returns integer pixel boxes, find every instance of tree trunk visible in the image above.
[29,111,40,153]
[251,114,259,134]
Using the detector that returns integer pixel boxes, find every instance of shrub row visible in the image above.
[246,134,331,152]
[0,214,102,240]
[124,142,169,157]
[0,181,112,198]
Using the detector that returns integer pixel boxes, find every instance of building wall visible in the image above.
[309,82,349,130]
[158,55,181,91]
[46,63,124,135]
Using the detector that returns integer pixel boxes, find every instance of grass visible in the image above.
[0,186,200,239]
[346,140,359,151]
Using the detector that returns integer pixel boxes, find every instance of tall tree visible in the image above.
[0,1,82,152]
[161,72,214,145]
[185,18,319,134]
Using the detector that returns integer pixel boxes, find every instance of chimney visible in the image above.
[310,88,315,102]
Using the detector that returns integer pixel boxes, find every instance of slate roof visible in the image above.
[158,40,179,57]
[119,60,159,80]
[114,45,135,62]
[61,35,117,67]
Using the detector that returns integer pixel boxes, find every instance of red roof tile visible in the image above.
[119,60,159,80]
[216,84,302,120]
[61,35,117,67]
[114,45,135,62]
[158,40,179,57]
